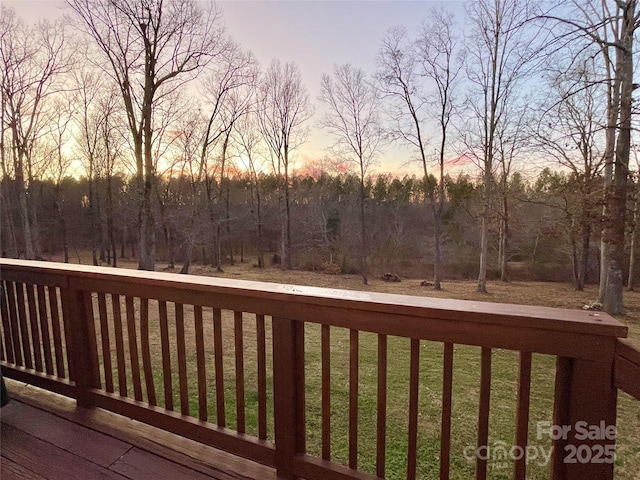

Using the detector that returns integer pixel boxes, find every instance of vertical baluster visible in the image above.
[234,310,246,433]
[48,286,65,378]
[213,308,225,426]
[140,298,156,405]
[97,293,114,393]
[440,342,454,480]
[272,317,305,480]
[476,347,492,480]
[407,338,420,480]
[514,351,532,479]
[377,334,388,478]
[256,314,268,440]
[111,294,127,396]
[83,292,101,389]
[15,283,32,369]
[5,282,23,365]
[36,285,53,375]
[349,329,359,470]
[125,296,143,401]
[158,300,173,410]
[194,305,207,421]
[25,284,43,372]
[1,281,15,364]
[321,324,331,460]
[175,303,189,415]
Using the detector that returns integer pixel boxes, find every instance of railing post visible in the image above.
[61,283,100,408]
[272,316,305,480]
[551,353,617,480]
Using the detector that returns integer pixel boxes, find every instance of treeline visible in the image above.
[3,167,636,286]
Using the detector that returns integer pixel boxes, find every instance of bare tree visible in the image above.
[533,58,606,290]
[0,7,72,259]
[463,0,544,293]
[67,0,227,270]
[415,8,464,288]
[257,60,312,270]
[319,64,383,285]
[545,0,639,313]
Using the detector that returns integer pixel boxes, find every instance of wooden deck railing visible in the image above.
[1,259,638,480]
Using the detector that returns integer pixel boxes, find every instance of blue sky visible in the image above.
[6,0,467,174]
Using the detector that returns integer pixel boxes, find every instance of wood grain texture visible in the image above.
[111,294,128,397]
[256,314,268,440]
[476,347,492,480]
[47,286,65,378]
[234,310,246,434]
[35,285,53,375]
[440,342,454,480]
[125,296,143,402]
[158,300,173,410]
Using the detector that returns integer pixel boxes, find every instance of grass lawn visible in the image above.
[65,255,640,479]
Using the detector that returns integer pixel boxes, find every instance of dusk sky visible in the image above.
[5,0,468,175]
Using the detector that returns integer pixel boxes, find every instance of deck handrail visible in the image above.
[0,259,636,480]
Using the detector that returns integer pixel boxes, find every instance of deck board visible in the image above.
[0,456,48,480]
[1,380,275,480]
[1,423,127,479]
[110,447,221,480]
[1,401,131,467]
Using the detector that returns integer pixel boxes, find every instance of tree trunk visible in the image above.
[603,0,635,315]
[500,195,509,282]
[359,180,368,285]
[628,182,638,290]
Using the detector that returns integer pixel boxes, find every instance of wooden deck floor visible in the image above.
[0,379,275,480]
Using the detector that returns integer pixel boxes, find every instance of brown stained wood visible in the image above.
[110,447,220,480]
[97,292,114,393]
[552,356,617,480]
[272,317,302,480]
[514,351,532,480]
[140,298,157,406]
[90,390,276,468]
[194,305,208,421]
[295,322,306,454]
[111,294,128,397]
[175,303,189,416]
[15,283,32,369]
[3,259,623,336]
[235,310,246,434]
[615,339,640,401]
[321,324,331,461]
[1,455,48,480]
[25,284,43,372]
[125,296,143,402]
[293,454,380,480]
[10,381,277,480]
[213,308,226,427]
[1,400,131,467]
[1,365,75,398]
[376,334,387,479]
[440,342,454,480]
[158,300,173,410]
[0,423,127,480]
[407,338,420,480]
[47,286,65,378]
[36,285,54,375]
[1,280,16,364]
[81,290,102,390]
[256,314,268,440]
[551,357,571,480]
[349,329,359,470]
[476,347,492,480]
